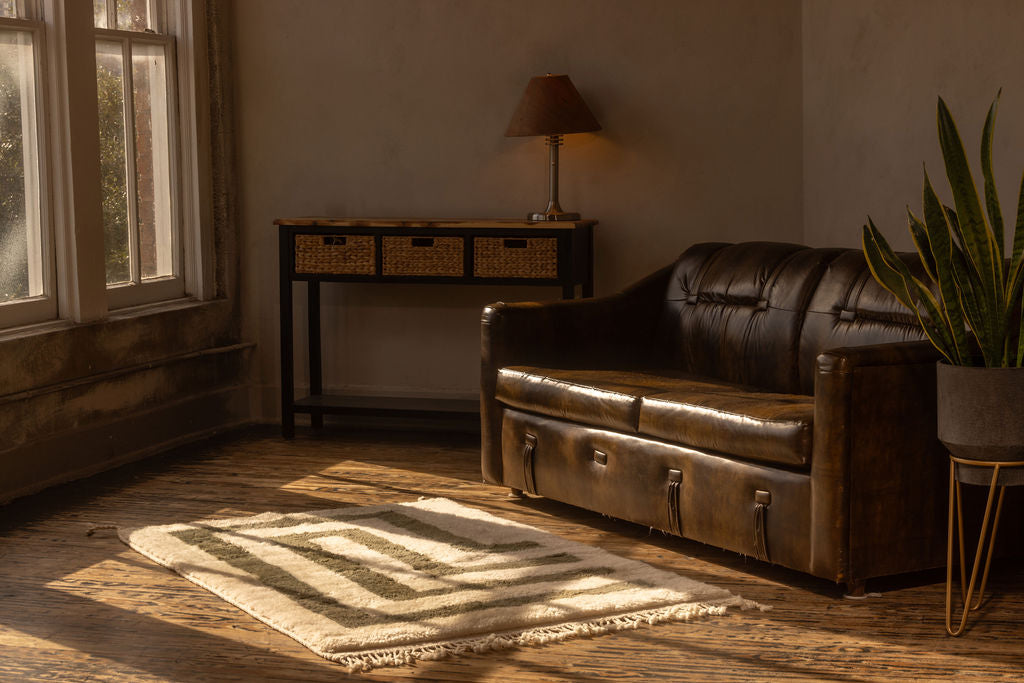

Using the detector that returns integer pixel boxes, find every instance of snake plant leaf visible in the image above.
[937,96,1003,304]
[863,222,915,309]
[938,97,1006,364]
[921,174,968,363]
[1019,299,1024,366]
[900,269,958,364]
[863,221,956,362]
[863,94,1022,366]
[944,204,964,250]
[950,240,1003,366]
[908,208,937,281]
[906,274,958,364]
[1011,169,1024,296]
[949,249,989,366]
[1007,255,1024,330]
[870,215,958,361]
[1008,256,1024,319]
[1010,170,1024,365]
[1009,255,1024,366]
[981,93,1005,257]
[921,179,966,350]
[909,206,954,360]
[941,202,998,358]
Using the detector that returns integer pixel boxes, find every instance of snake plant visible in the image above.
[862,93,1024,367]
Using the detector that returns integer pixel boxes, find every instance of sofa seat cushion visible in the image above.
[496,367,708,433]
[638,388,814,468]
[496,367,813,468]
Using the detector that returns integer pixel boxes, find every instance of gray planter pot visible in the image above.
[937,362,1024,467]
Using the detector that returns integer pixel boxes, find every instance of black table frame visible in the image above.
[277,220,594,438]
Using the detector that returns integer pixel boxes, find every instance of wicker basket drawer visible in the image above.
[382,236,464,277]
[474,237,558,278]
[294,234,375,275]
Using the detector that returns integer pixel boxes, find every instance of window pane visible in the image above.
[0,1,32,19]
[132,43,173,280]
[118,0,153,32]
[0,30,43,304]
[93,0,108,29]
[96,40,130,285]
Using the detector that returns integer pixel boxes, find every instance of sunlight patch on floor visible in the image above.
[278,465,442,500]
[0,624,80,651]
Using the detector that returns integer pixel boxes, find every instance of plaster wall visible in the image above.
[802,0,1024,251]
[235,0,804,414]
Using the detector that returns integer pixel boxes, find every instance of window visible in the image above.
[0,0,206,330]
[0,0,55,327]
[94,0,183,306]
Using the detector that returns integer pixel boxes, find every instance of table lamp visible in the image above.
[505,74,601,221]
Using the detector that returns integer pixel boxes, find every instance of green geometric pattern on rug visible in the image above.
[119,498,763,672]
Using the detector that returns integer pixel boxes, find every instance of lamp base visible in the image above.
[528,211,581,222]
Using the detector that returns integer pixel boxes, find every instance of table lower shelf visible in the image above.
[293,394,479,419]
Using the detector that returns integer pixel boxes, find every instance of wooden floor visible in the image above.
[1,427,1022,682]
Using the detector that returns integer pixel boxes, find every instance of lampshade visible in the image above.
[505,74,601,137]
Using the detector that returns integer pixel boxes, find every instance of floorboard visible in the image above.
[1,426,1022,681]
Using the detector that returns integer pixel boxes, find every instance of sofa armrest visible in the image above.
[810,340,946,584]
[482,269,671,369]
[816,340,941,374]
[480,264,673,484]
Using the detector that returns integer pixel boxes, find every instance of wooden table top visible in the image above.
[274,217,597,229]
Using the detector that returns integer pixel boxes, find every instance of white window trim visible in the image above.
[96,24,185,309]
[2,0,213,328]
[0,11,58,328]
[46,0,107,322]
[106,0,212,308]
[172,0,214,301]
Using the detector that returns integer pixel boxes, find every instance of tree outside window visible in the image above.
[95,0,176,290]
[1,0,195,326]
[0,23,42,305]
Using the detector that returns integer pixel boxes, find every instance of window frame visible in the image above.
[0,8,59,328]
[0,0,211,331]
[95,21,185,309]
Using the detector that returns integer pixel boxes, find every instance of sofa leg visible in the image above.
[507,488,525,499]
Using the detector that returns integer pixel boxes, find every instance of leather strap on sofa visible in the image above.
[521,433,537,494]
[753,489,772,562]
[667,469,682,535]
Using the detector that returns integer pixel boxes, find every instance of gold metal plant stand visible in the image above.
[945,455,1024,636]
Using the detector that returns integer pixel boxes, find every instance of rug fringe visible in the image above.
[327,597,767,673]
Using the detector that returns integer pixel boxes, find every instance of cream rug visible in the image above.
[118,497,762,672]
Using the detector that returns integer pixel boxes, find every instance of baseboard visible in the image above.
[0,384,251,505]
[251,383,481,426]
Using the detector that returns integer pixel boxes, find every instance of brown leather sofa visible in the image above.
[481,241,948,594]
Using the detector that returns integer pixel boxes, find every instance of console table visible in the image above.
[277,217,596,438]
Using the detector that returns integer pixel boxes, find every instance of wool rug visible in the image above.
[118,497,762,672]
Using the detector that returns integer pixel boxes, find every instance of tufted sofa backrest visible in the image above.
[796,249,931,394]
[658,242,845,394]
